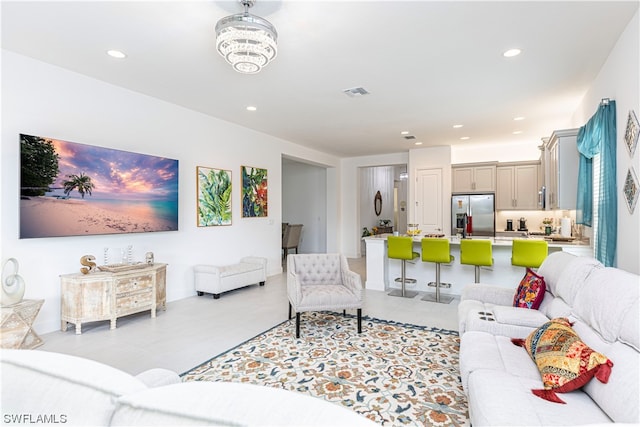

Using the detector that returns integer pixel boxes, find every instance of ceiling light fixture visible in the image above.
[460,136,470,140]
[513,116,525,121]
[215,0,277,74]
[246,106,257,111]
[414,142,423,146]
[401,131,409,135]
[453,124,463,129]
[503,48,522,58]
[106,50,127,59]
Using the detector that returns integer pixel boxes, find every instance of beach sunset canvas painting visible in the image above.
[20,134,179,238]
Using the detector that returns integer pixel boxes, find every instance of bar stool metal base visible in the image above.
[421,292,454,304]
[388,288,418,298]
[421,264,453,304]
[394,277,417,284]
[426,281,451,288]
[388,258,418,298]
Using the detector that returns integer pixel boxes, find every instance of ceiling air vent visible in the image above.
[403,135,416,140]
[343,87,370,97]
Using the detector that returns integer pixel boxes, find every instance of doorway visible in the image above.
[358,164,408,250]
[281,157,327,255]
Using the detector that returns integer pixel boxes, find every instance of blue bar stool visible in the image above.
[420,238,454,304]
[512,239,548,270]
[460,239,493,283]
[387,236,419,298]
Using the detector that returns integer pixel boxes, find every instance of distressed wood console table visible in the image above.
[60,263,166,334]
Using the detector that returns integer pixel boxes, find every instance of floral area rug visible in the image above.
[181,312,468,426]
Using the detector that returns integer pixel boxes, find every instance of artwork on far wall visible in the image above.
[241,166,268,218]
[197,166,232,226]
[625,109,639,157]
[623,167,638,214]
[19,133,179,238]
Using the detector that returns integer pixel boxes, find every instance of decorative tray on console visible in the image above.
[98,262,147,273]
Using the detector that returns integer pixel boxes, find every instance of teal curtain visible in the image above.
[576,100,617,267]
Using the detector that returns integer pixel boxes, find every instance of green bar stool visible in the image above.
[511,239,548,269]
[420,238,454,304]
[460,239,493,283]
[387,236,419,298]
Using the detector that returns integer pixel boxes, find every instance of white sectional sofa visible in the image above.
[194,256,267,299]
[457,251,639,425]
[1,349,377,426]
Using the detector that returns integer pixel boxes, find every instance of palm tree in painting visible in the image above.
[63,173,95,199]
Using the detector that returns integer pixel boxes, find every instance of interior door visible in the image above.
[415,168,443,234]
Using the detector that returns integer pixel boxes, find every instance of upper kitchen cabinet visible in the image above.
[542,129,579,210]
[452,163,496,193]
[496,162,541,210]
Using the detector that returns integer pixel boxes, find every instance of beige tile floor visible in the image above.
[39,257,460,375]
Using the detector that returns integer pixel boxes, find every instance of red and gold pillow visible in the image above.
[512,268,546,309]
[512,317,613,403]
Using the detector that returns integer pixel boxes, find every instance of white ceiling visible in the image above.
[2,1,638,157]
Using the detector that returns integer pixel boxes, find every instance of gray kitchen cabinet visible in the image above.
[496,162,540,210]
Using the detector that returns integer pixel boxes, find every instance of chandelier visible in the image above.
[215,0,278,74]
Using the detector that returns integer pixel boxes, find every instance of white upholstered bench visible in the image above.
[194,257,267,299]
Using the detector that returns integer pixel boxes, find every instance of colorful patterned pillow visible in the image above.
[512,317,613,403]
[512,268,546,309]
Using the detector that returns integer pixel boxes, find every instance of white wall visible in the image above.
[1,51,341,333]
[408,146,453,228]
[281,159,327,254]
[571,10,640,273]
[451,140,543,163]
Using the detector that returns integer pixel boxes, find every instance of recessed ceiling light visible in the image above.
[513,116,525,121]
[106,49,127,59]
[414,142,423,146]
[512,130,523,135]
[246,106,257,111]
[453,124,463,129]
[503,48,522,58]
[460,136,470,140]
[401,131,409,135]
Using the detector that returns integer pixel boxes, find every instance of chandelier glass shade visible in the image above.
[215,1,278,74]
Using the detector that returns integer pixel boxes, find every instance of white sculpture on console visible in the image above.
[1,258,26,307]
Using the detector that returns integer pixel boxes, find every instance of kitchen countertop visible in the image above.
[364,234,591,248]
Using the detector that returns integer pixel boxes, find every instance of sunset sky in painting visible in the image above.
[51,138,178,201]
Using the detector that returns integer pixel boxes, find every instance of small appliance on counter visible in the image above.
[518,217,527,232]
[506,219,513,231]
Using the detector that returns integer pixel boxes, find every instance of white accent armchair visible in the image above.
[287,253,363,338]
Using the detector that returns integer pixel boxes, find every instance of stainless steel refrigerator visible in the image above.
[451,194,495,237]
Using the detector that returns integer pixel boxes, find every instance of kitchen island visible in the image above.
[363,235,592,297]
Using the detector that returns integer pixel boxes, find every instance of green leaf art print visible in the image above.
[197,167,232,226]
[241,166,268,218]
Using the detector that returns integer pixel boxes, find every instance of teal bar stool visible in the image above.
[421,238,454,304]
[512,239,548,269]
[460,239,493,283]
[387,236,419,298]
